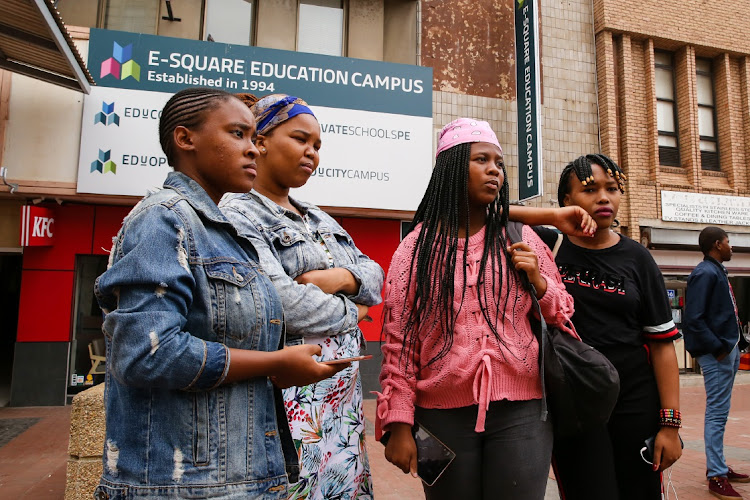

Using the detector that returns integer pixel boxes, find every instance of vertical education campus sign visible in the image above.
[515,0,543,201]
[78,29,433,211]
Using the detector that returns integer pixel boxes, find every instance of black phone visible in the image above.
[381,423,456,486]
[640,433,684,464]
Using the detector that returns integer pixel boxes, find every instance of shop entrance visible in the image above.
[67,255,108,399]
[664,274,750,374]
[0,254,22,407]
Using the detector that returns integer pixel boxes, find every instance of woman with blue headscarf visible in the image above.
[221,94,383,499]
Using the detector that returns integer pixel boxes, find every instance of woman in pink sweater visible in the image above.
[377,118,576,500]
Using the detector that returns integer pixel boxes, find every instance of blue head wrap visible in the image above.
[251,94,315,135]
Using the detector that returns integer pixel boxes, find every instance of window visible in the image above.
[696,58,719,171]
[655,51,680,166]
[204,0,254,45]
[56,0,161,34]
[298,0,345,56]
[103,0,160,35]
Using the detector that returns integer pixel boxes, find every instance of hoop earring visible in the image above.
[611,218,621,228]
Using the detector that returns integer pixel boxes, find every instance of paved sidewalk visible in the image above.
[3,372,750,499]
[366,372,750,500]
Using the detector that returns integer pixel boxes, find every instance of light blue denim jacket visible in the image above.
[94,172,295,500]
[220,191,384,341]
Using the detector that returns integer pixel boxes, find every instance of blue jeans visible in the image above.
[698,345,740,478]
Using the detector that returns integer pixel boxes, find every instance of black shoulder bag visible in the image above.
[506,222,620,437]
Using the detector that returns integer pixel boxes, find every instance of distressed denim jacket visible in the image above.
[93,172,297,500]
[220,191,384,342]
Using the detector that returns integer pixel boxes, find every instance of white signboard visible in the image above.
[79,29,434,211]
[78,87,171,196]
[77,87,432,210]
[661,190,750,226]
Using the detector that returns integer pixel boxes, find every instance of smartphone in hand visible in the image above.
[380,423,456,486]
[319,354,373,365]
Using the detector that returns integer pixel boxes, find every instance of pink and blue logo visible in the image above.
[100,42,140,81]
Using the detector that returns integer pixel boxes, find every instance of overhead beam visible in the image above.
[0,58,81,91]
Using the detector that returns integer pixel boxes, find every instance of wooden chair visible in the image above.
[87,338,106,376]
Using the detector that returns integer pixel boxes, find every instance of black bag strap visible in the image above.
[506,221,549,422]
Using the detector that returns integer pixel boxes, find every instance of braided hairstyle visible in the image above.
[159,87,239,166]
[400,142,518,368]
[557,153,626,207]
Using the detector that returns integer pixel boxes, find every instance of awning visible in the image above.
[0,0,94,93]
[641,226,750,252]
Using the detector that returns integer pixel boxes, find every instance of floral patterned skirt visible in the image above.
[283,332,373,500]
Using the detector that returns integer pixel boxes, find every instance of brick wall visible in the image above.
[594,0,750,239]
[594,0,750,55]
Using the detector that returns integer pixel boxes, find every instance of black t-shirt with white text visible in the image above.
[534,227,679,350]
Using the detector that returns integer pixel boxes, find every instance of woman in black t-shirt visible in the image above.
[535,154,683,499]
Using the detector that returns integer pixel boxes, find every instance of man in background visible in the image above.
[684,226,748,500]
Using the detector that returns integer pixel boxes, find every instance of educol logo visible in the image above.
[91,149,117,174]
[101,42,141,81]
[95,101,120,126]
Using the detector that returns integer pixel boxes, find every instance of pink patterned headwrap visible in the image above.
[435,118,502,158]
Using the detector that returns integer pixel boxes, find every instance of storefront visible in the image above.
[7,26,432,405]
[9,202,402,405]
[642,219,750,372]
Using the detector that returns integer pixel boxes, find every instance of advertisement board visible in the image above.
[661,190,750,226]
[78,29,433,210]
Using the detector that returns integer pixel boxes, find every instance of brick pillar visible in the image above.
[596,31,619,162]
[714,53,740,189]
[615,34,636,235]
[675,46,700,187]
[740,56,750,193]
[644,39,659,182]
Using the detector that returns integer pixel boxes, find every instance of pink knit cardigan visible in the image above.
[376,224,577,433]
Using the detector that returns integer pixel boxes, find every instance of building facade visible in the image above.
[593,0,750,369]
[1,0,602,405]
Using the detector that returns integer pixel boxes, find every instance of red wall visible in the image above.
[16,204,131,343]
[339,218,402,342]
[15,203,402,344]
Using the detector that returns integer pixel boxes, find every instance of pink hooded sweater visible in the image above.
[376,224,577,433]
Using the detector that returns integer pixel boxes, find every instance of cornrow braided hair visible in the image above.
[557,153,626,207]
[400,142,519,369]
[159,87,237,165]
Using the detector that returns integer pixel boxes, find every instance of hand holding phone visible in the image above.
[319,354,373,365]
[640,433,684,465]
[381,422,456,486]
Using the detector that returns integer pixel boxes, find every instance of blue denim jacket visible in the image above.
[220,191,384,341]
[94,172,296,500]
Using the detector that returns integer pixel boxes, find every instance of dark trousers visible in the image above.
[553,346,662,500]
[416,399,553,500]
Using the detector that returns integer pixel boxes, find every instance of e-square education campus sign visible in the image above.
[77,29,433,211]
[514,0,543,202]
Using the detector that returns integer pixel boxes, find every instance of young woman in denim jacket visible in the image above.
[94,88,344,500]
[221,94,384,500]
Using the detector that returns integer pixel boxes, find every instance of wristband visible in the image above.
[659,408,682,428]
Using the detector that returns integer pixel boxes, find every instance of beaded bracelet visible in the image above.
[659,409,681,418]
[659,409,682,428]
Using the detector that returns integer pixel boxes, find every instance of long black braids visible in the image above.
[400,142,518,369]
[557,153,626,207]
[159,87,238,165]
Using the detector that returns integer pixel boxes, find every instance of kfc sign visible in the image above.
[20,206,55,246]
